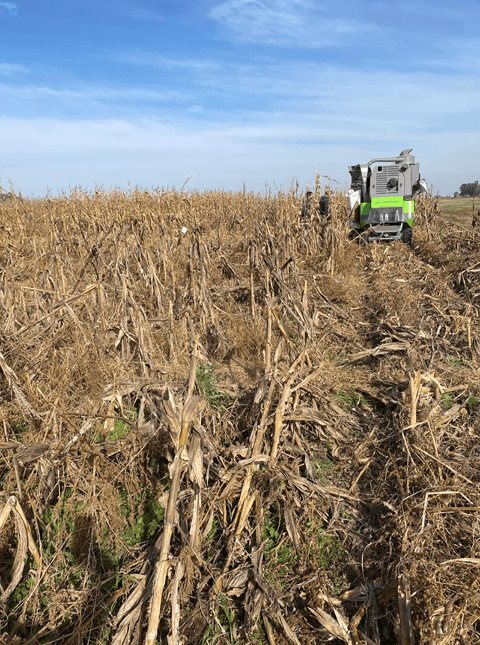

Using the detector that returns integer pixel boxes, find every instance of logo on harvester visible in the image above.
[0,2,18,19]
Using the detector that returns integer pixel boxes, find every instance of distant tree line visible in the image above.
[459,181,480,197]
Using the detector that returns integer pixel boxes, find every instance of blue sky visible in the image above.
[0,0,479,196]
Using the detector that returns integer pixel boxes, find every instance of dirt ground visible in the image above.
[0,189,479,645]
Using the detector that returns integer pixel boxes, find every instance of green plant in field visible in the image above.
[93,406,139,443]
[466,395,479,414]
[206,515,221,544]
[196,364,234,411]
[261,509,282,556]
[328,572,343,596]
[42,489,86,547]
[447,356,463,366]
[218,595,240,644]
[121,489,164,547]
[201,594,241,645]
[262,508,297,589]
[250,632,267,645]
[110,406,138,441]
[279,316,299,342]
[304,518,343,570]
[326,351,349,364]
[10,573,35,606]
[11,420,28,441]
[339,507,354,522]
[333,388,368,410]
[200,624,215,645]
[9,491,92,622]
[441,392,454,410]
[312,456,338,485]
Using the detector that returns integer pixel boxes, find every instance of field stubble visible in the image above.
[0,188,479,645]
[438,197,479,228]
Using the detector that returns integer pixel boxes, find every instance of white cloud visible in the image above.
[0,2,18,18]
[109,51,220,73]
[1,114,477,198]
[0,62,30,75]
[0,83,189,103]
[209,0,376,47]
[421,38,480,77]
[107,47,480,122]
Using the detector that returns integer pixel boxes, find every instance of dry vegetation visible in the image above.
[0,187,479,645]
[438,197,478,228]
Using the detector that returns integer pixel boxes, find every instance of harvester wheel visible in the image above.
[401,225,413,246]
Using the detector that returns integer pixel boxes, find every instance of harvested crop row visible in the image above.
[0,188,478,645]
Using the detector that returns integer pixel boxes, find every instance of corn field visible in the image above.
[0,187,479,645]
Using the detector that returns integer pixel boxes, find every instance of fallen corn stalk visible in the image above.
[0,495,42,605]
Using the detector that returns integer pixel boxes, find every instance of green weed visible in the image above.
[279,317,299,342]
[120,488,164,547]
[11,420,28,441]
[109,406,137,441]
[312,456,337,485]
[465,396,479,408]
[262,508,297,589]
[250,631,268,645]
[93,406,139,443]
[201,594,240,644]
[206,515,221,544]
[466,395,479,412]
[305,518,343,570]
[10,573,35,607]
[448,356,463,366]
[441,392,454,410]
[334,388,368,410]
[196,364,234,411]
[327,352,349,364]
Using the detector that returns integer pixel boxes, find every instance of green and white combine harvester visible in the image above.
[347,148,427,245]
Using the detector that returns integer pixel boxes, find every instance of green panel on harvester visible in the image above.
[360,203,370,215]
[403,201,415,214]
[371,197,405,208]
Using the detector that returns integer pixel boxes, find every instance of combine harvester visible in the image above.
[348,148,427,245]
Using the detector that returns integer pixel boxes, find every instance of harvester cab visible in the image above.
[348,148,427,245]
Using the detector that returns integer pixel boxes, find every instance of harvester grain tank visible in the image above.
[348,148,427,244]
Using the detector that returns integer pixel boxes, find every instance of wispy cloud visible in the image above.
[421,38,480,77]
[0,2,18,18]
[209,0,376,47]
[110,51,220,73]
[103,48,480,125]
[239,64,480,117]
[0,83,190,103]
[1,0,477,198]
[0,62,30,75]
[1,116,477,197]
